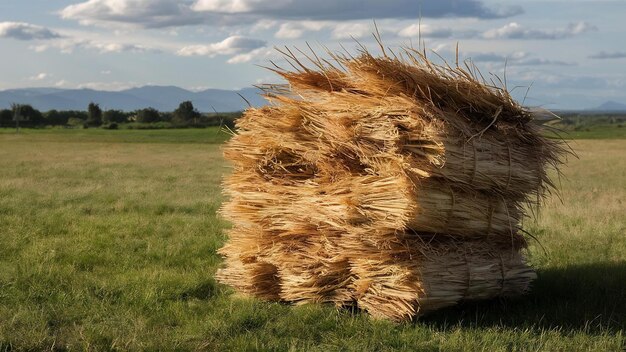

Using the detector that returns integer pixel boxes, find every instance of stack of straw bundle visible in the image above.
[217,43,566,321]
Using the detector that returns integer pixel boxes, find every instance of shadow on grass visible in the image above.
[421,261,626,333]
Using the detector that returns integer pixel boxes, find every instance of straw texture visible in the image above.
[216,44,566,321]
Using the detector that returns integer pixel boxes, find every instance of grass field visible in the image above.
[553,113,626,140]
[0,128,624,351]
[551,124,626,140]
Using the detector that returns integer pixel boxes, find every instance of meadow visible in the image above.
[0,127,624,351]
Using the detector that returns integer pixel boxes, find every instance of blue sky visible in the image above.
[0,0,625,109]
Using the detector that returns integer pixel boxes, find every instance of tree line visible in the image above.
[0,101,240,129]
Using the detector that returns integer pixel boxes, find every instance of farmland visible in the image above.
[0,127,624,351]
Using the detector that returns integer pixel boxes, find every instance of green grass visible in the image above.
[0,129,625,351]
[550,113,626,139]
[0,127,230,144]
[555,124,626,139]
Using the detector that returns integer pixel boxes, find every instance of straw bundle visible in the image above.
[216,44,565,321]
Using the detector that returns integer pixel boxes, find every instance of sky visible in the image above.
[0,0,625,109]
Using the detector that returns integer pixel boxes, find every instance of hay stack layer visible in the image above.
[217,46,565,321]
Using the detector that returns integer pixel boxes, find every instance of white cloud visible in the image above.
[513,71,626,91]
[431,43,448,53]
[589,51,626,59]
[60,0,207,28]
[471,51,529,61]
[177,35,266,57]
[192,0,293,13]
[398,24,453,39]
[515,58,575,66]
[275,21,327,39]
[88,42,158,53]
[275,23,305,39]
[77,81,139,91]
[0,22,62,40]
[251,19,278,31]
[32,39,159,54]
[192,0,522,21]
[467,51,574,66]
[483,21,597,40]
[29,73,51,81]
[31,40,81,54]
[61,0,521,29]
[227,47,276,64]
[332,23,370,39]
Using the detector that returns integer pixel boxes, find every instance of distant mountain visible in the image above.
[0,86,267,112]
[592,101,626,112]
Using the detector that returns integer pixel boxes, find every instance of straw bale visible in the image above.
[223,160,521,241]
[218,226,533,321]
[228,97,560,203]
[348,233,533,321]
[215,44,567,321]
